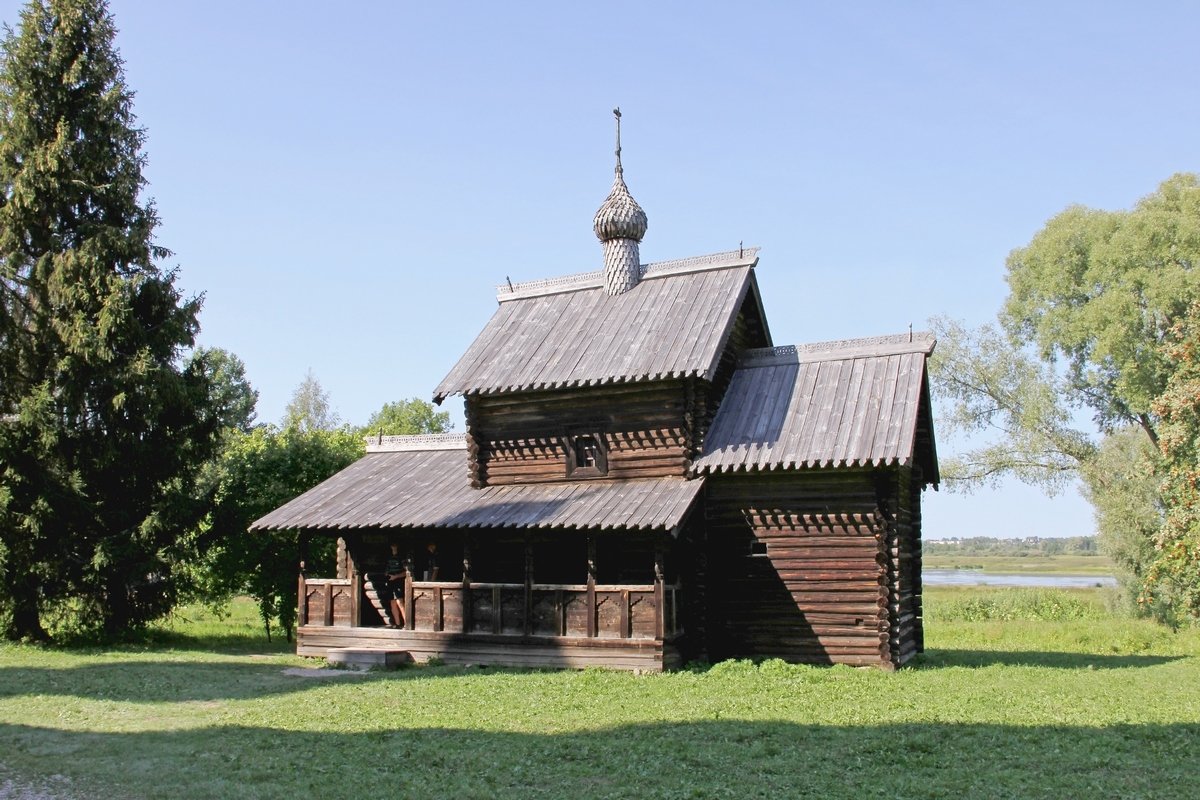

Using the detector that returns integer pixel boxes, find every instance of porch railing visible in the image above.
[297,577,354,627]
[299,575,680,640]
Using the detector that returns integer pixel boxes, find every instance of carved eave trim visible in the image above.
[495,247,760,303]
[365,433,468,453]
[737,345,799,367]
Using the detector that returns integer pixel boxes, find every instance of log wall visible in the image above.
[887,465,924,662]
[467,381,692,486]
[704,467,923,669]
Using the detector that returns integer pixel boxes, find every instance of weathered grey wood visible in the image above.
[695,336,937,478]
[251,446,704,533]
[326,648,412,670]
[433,261,762,402]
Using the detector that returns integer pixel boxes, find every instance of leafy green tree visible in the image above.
[931,175,1200,620]
[0,0,218,640]
[283,368,339,432]
[1003,173,1200,441]
[1146,304,1200,621]
[189,425,363,641]
[929,316,1097,494]
[189,346,258,434]
[360,397,451,437]
[1078,426,1166,616]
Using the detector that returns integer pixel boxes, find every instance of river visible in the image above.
[923,569,1118,588]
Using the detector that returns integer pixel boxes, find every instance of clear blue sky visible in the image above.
[4,1,1198,538]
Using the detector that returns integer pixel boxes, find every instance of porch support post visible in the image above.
[654,531,666,640]
[523,534,533,637]
[323,582,334,626]
[586,532,597,638]
[347,534,361,627]
[404,551,415,630]
[462,532,472,634]
[297,546,308,628]
[336,537,348,579]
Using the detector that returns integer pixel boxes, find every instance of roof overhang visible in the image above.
[251,440,705,534]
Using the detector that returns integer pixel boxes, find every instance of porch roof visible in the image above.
[250,437,704,532]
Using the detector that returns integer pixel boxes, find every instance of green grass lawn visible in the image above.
[922,553,1116,574]
[2,592,1198,800]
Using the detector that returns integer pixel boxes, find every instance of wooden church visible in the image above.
[252,116,939,671]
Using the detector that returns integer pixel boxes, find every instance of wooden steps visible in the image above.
[325,647,412,670]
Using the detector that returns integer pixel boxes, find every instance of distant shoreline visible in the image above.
[922,553,1115,576]
[924,569,1117,588]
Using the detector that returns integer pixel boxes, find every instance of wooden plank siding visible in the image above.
[703,468,923,669]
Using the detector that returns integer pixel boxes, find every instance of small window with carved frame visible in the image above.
[565,430,608,478]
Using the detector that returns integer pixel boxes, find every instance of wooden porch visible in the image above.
[297,576,684,671]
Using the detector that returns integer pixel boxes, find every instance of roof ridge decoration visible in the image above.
[365,432,467,453]
[495,247,760,302]
[594,108,649,295]
[737,331,936,367]
[738,345,798,367]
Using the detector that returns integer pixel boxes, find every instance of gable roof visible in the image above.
[433,249,768,402]
[250,435,704,533]
[694,333,938,481]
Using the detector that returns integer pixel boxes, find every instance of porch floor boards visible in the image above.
[298,626,679,672]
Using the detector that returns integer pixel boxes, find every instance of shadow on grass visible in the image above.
[1,643,1186,704]
[134,629,295,656]
[1,719,1195,799]
[0,659,562,703]
[0,660,342,703]
[913,649,1185,670]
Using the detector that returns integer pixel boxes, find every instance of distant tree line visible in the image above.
[924,537,1101,558]
[0,0,448,643]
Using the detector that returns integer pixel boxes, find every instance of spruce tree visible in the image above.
[0,0,218,639]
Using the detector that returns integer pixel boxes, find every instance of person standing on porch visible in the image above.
[423,542,440,581]
[385,543,405,628]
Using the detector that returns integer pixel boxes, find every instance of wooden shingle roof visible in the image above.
[250,436,704,532]
[432,249,766,402]
[694,333,938,478]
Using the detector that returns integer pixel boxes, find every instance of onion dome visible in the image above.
[594,108,648,296]
[594,165,648,242]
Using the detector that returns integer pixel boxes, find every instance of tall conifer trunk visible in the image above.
[4,568,47,641]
